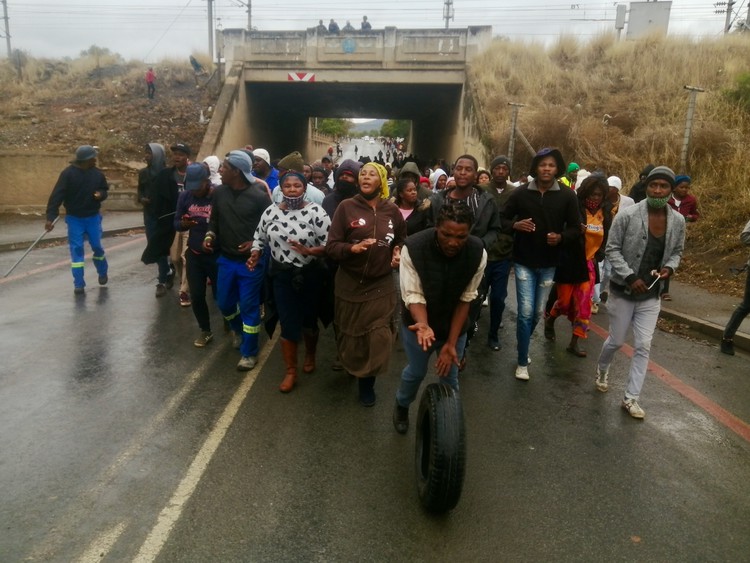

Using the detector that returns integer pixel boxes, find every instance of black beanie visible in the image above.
[490,156,511,171]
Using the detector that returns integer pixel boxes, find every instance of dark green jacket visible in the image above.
[480,180,515,261]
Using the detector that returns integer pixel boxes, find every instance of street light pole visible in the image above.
[508,102,525,165]
[680,85,704,174]
[207,0,214,63]
[2,0,11,58]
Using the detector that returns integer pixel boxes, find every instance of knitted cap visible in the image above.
[646,166,676,188]
[277,151,305,172]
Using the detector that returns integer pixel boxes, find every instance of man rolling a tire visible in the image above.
[392,202,487,434]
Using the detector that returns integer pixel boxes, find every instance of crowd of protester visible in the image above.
[51,139,739,424]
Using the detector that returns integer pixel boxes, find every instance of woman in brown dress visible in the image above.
[326,162,407,406]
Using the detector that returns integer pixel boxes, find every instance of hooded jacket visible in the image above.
[137,143,166,218]
[398,161,431,200]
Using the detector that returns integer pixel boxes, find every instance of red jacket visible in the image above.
[668,193,699,222]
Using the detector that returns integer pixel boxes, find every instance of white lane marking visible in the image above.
[75,521,128,563]
[26,342,226,561]
[133,331,279,562]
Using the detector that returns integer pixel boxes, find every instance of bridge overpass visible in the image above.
[198,26,494,166]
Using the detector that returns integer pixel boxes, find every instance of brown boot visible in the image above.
[279,338,298,393]
[302,329,319,374]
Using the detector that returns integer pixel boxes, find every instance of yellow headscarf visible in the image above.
[361,162,390,199]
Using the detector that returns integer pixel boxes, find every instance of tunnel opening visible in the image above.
[244,81,463,166]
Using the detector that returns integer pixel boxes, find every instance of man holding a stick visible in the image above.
[45,145,109,295]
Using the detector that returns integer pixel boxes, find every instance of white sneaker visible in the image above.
[622,398,645,419]
[237,356,257,371]
[595,367,609,392]
[515,365,529,381]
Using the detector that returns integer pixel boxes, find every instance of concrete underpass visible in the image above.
[199,26,492,164]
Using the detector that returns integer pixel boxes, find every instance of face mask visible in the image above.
[584,199,600,212]
[360,187,381,201]
[283,194,305,210]
[646,196,670,209]
[336,180,358,196]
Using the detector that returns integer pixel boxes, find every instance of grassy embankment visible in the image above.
[470,33,750,295]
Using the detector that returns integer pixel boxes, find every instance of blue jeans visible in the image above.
[216,255,265,357]
[486,258,512,336]
[66,214,108,289]
[395,322,466,409]
[514,264,555,366]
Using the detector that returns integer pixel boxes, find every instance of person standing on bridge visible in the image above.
[203,150,272,371]
[45,145,109,295]
[326,162,406,406]
[328,19,340,34]
[361,16,372,30]
[594,166,685,419]
[392,202,487,433]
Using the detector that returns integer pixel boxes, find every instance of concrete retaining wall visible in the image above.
[0,152,138,213]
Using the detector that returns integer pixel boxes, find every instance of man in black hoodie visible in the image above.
[322,159,362,218]
[138,143,170,294]
[629,164,655,203]
[150,143,191,303]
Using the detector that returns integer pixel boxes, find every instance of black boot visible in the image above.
[358,376,376,407]
[721,338,735,356]
[392,400,409,434]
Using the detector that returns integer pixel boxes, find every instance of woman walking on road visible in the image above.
[326,162,406,406]
[545,175,611,357]
[247,172,331,392]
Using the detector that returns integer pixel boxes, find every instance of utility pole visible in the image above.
[207,0,214,63]
[2,0,11,58]
[715,0,735,33]
[680,85,704,174]
[507,102,525,165]
[443,0,454,29]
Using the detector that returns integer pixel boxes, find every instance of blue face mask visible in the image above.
[646,196,670,209]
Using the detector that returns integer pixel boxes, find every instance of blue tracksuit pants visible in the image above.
[66,214,108,289]
[216,255,265,358]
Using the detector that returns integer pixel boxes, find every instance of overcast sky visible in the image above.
[1,0,736,62]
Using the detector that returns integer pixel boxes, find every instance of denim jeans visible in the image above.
[514,264,555,366]
[597,292,661,400]
[395,322,466,409]
[486,258,512,337]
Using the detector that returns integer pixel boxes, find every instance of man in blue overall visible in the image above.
[45,145,109,295]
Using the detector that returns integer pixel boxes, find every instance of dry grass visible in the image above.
[469,33,750,294]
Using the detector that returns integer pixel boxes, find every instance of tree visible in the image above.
[380,119,409,139]
[317,118,353,138]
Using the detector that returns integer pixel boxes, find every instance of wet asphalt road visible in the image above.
[1,149,750,561]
